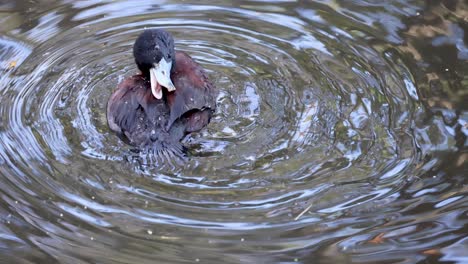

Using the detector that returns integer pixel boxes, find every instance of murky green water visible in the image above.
[0,1,467,263]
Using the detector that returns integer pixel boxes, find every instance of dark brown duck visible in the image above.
[107,29,216,157]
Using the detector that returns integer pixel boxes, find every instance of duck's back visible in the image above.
[166,51,216,129]
[107,75,172,148]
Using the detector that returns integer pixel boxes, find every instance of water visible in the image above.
[0,0,467,263]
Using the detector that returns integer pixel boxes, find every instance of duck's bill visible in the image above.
[150,59,176,99]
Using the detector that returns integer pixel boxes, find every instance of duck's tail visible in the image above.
[152,140,187,165]
[128,140,187,169]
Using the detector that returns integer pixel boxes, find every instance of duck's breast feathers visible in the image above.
[166,51,217,127]
[106,75,151,134]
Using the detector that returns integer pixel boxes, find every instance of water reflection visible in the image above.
[0,0,466,263]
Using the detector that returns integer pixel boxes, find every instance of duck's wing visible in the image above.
[107,76,148,136]
[166,51,216,129]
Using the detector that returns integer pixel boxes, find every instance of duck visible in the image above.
[107,29,216,158]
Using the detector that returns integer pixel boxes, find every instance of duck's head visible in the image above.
[133,29,176,99]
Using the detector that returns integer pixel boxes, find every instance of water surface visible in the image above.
[0,0,467,263]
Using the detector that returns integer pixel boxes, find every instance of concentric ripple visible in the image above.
[0,1,467,263]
